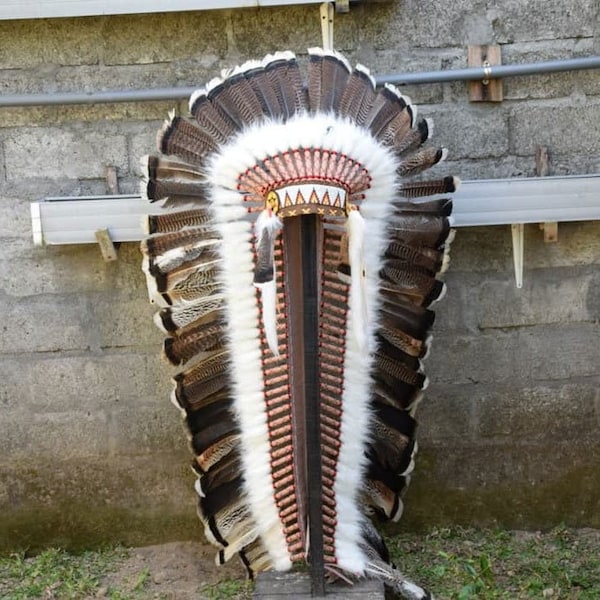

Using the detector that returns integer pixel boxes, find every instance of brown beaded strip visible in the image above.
[318,228,351,565]
[255,235,302,562]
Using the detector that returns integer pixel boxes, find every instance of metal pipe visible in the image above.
[0,87,199,107]
[1,55,599,107]
[377,55,600,86]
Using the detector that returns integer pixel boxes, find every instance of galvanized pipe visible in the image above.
[1,55,599,107]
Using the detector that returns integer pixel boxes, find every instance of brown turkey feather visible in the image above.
[265,53,305,119]
[388,213,451,248]
[158,116,219,164]
[394,118,431,155]
[142,227,218,256]
[378,103,415,146]
[365,85,408,139]
[385,240,447,274]
[189,91,238,143]
[399,175,458,198]
[307,49,350,113]
[145,209,212,235]
[162,315,226,366]
[398,146,447,177]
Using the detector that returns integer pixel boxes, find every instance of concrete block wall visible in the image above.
[0,1,598,552]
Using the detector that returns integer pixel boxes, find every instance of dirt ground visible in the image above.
[92,541,248,600]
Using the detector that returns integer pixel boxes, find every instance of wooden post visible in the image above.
[301,215,326,597]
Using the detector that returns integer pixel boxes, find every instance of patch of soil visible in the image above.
[92,541,246,599]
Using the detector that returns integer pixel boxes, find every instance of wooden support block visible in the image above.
[468,45,503,102]
[253,571,385,599]
[535,145,549,177]
[335,0,350,13]
[105,165,120,195]
[95,228,118,262]
[541,222,558,243]
[535,146,558,242]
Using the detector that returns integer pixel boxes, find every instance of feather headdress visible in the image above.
[141,48,457,599]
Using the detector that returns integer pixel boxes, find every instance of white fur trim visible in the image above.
[207,112,401,575]
[208,186,291,572]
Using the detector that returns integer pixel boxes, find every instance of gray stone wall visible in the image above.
[1,1,598,553]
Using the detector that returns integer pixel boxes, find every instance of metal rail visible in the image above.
[30,174,600,246]
[3,56,600,107]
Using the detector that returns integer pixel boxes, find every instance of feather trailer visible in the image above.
[141,48,458,599]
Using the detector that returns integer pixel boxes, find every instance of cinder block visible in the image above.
[0,194,33,238]
[404,440,600,529]
[0,17,102,69]
[4,126,128,180]
[0,351,169,412]
[348,47,444,105]
[510,102,600,157]
[445,227,514,273]
[231,7,327,56]
[474,381,599,440]
[423,105,509,159]
[0,357,26,409]
[445,222,600,274]
[0,293,95,354]
[0,243,148,298]
[0,453,196,553]
[107,404,185,456]
[417,385,477,443]
[443,156,535,180]
[476,268,597,328]
[522,222,600,269]
[358,0,488,49]
[489,0,596,43]
[1,411,109,459]
[88,289,163,349]
[129,125,163,176]
[101,12,228,66]
[428,324,600,385]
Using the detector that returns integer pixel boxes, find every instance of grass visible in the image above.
[387,526,600,599]
[0,546,129,600]
[200,578,254,599]
[0,527,597,599]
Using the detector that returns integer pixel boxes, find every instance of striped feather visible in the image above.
[307,48,351,113]
[398,146,448,177]
[398,175,459,198]
[163,315,226,366]
[338,64,376,122]
[145,209,212,235]
[394,118,432,156]
[189,89,238,143]
[157,114,219,164]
